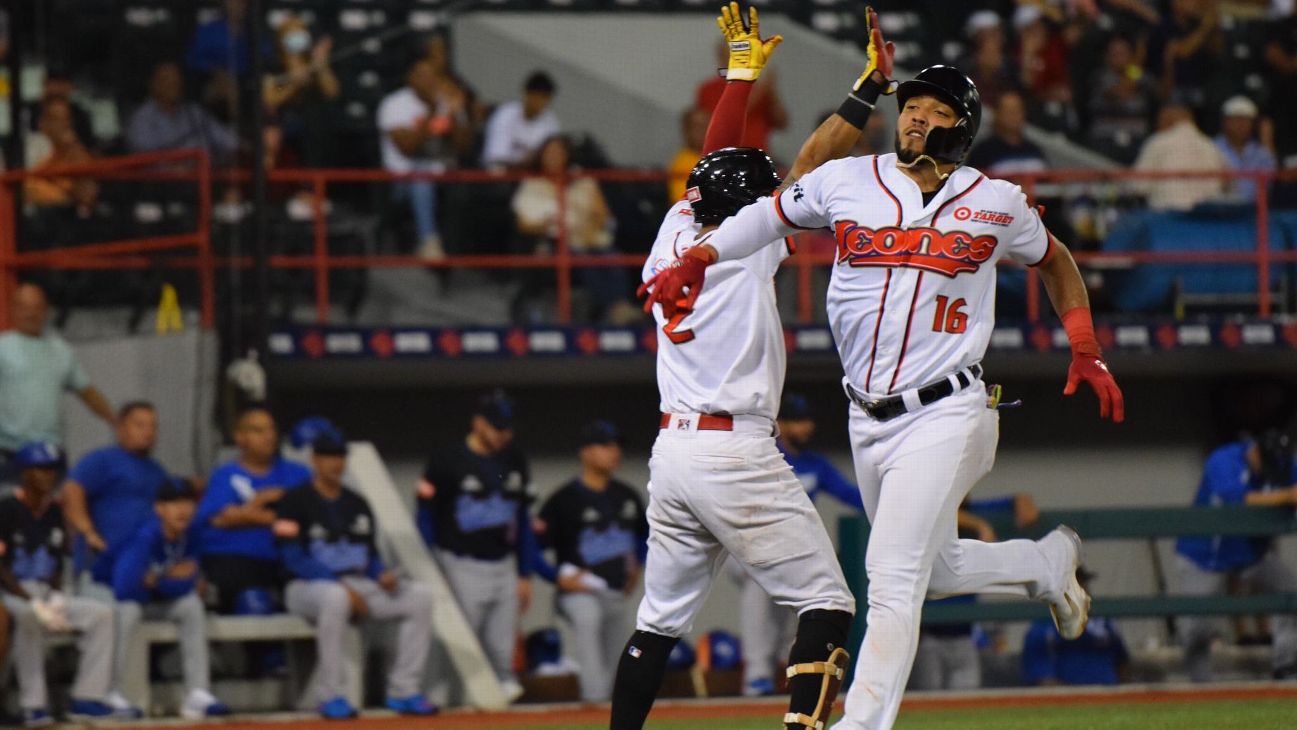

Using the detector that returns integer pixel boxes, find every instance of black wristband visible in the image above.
[836,78,886,129]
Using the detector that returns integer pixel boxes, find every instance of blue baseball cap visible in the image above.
[474,390,515,430]
[15,441,63,470]
[311,432,348,457]
[289,416,342,450]
[778,393,812,421]
[579,419,620,448]
[155,477,198,502]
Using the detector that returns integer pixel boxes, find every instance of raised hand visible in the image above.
[716,2,783,82]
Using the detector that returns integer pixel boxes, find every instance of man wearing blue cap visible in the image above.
[0,442,118,725]
[113,478,230,719]
[416,389,536,702]
[276,433,437,719]
[533,420,648,702]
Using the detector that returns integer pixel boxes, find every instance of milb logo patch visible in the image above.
[834,220,998,277]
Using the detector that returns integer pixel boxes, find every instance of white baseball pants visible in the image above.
[3,581,114,710]
[635,416,854,639]
[834,385,1066,730]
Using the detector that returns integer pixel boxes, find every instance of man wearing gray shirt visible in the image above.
[0,283,113,482]
[125,62,238,164]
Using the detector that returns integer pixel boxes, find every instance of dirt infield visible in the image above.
[106,682,1297,730]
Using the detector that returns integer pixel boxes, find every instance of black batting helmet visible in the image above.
[685,147,781,226]
[896,65,982,165]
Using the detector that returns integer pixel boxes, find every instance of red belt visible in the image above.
[659,413,734,431]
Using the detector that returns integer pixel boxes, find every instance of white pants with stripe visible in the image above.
[834,384,1066,730]
[635,417,854,640]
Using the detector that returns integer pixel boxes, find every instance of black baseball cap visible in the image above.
[579,419,621,448]
[311,432,348,457]
[475,390,516,430]
[156,477,198,503]
[779,393,812,421]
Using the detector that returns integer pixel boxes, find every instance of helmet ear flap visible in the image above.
[924,116,973,164]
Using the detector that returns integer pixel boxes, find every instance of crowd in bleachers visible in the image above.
[1,1,1293,323]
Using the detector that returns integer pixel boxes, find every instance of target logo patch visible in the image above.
[953,206,972,221]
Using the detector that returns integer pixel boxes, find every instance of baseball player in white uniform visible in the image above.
[644,57,1125,729]
[611,7,902,730]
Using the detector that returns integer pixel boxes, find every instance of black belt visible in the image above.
[845,364,983,422]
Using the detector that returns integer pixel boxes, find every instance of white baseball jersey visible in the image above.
[707,153,1049,395]
[643,200,793,421]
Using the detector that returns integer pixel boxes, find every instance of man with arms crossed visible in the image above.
[646,58,1124,730]
[612,6,898,729]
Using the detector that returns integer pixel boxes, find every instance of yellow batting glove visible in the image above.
[716,2,783,82]
[852,6,897,95]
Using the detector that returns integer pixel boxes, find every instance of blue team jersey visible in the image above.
[778,443,864,510]
[1175,441,1297,572]
[1021,617,1127,685]
[195,458,310,560]
[112,520,201,603]
[69,445,170,581]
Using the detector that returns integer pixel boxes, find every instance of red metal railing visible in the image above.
[0,148,214,328]
[0,153,1292,328]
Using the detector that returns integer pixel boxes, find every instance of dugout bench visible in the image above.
[838,506,1297,681]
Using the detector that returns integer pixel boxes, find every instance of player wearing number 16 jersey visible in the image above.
[644,61,1125,730]
[608,5,900,730]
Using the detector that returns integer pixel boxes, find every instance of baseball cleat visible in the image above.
[1045,525,1090,640]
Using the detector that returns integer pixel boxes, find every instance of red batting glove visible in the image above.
[1063,353,1124,422]
[1060,307,1124,422]
[637,248,713,317]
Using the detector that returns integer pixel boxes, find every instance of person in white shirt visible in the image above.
[377,59,472,260]
[1132,103,1228,211]
[480,72,560,170]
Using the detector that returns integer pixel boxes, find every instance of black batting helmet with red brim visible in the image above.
[896,65,982,164]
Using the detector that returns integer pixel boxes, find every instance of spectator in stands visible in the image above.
[481,71,560,170]
[126,62,239,164]
[26,66,95,153]
[1148,0,1222,115]
[0,282,113,482]
[960,10,1016,110]
[187,0,258,79]
[195,404,309,616]
[666,107,709,203]
[1086,34,1158,164]
[695,40,787,151]
[62,402,167,599]
[533,420,647,703]
[1021,567,1129,686]
[112,479,230,720]
[1215,95,1277,203]
[263,15,339,171]
[512,135,632,324]
[1015,4,1076,131]
[416,390,536,703]
[424,32,486,168]
[276,433,438,719]
[25,98,98,218]
[1174,428,1297,681]
[1131,102,1227,210]
[968,90,1049,176]
[0,442,119,725]
[378,58,474,261]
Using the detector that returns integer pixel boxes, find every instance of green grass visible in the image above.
[550,698,1297,730]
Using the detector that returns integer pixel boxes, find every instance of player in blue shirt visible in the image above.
[1174,429,1297,681]
[195,404,310,614]
[1022,567,1129,686]
[61,402,170,585]
[276,433,437,719]
[737,394,864,696]
[112,479,230,719]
